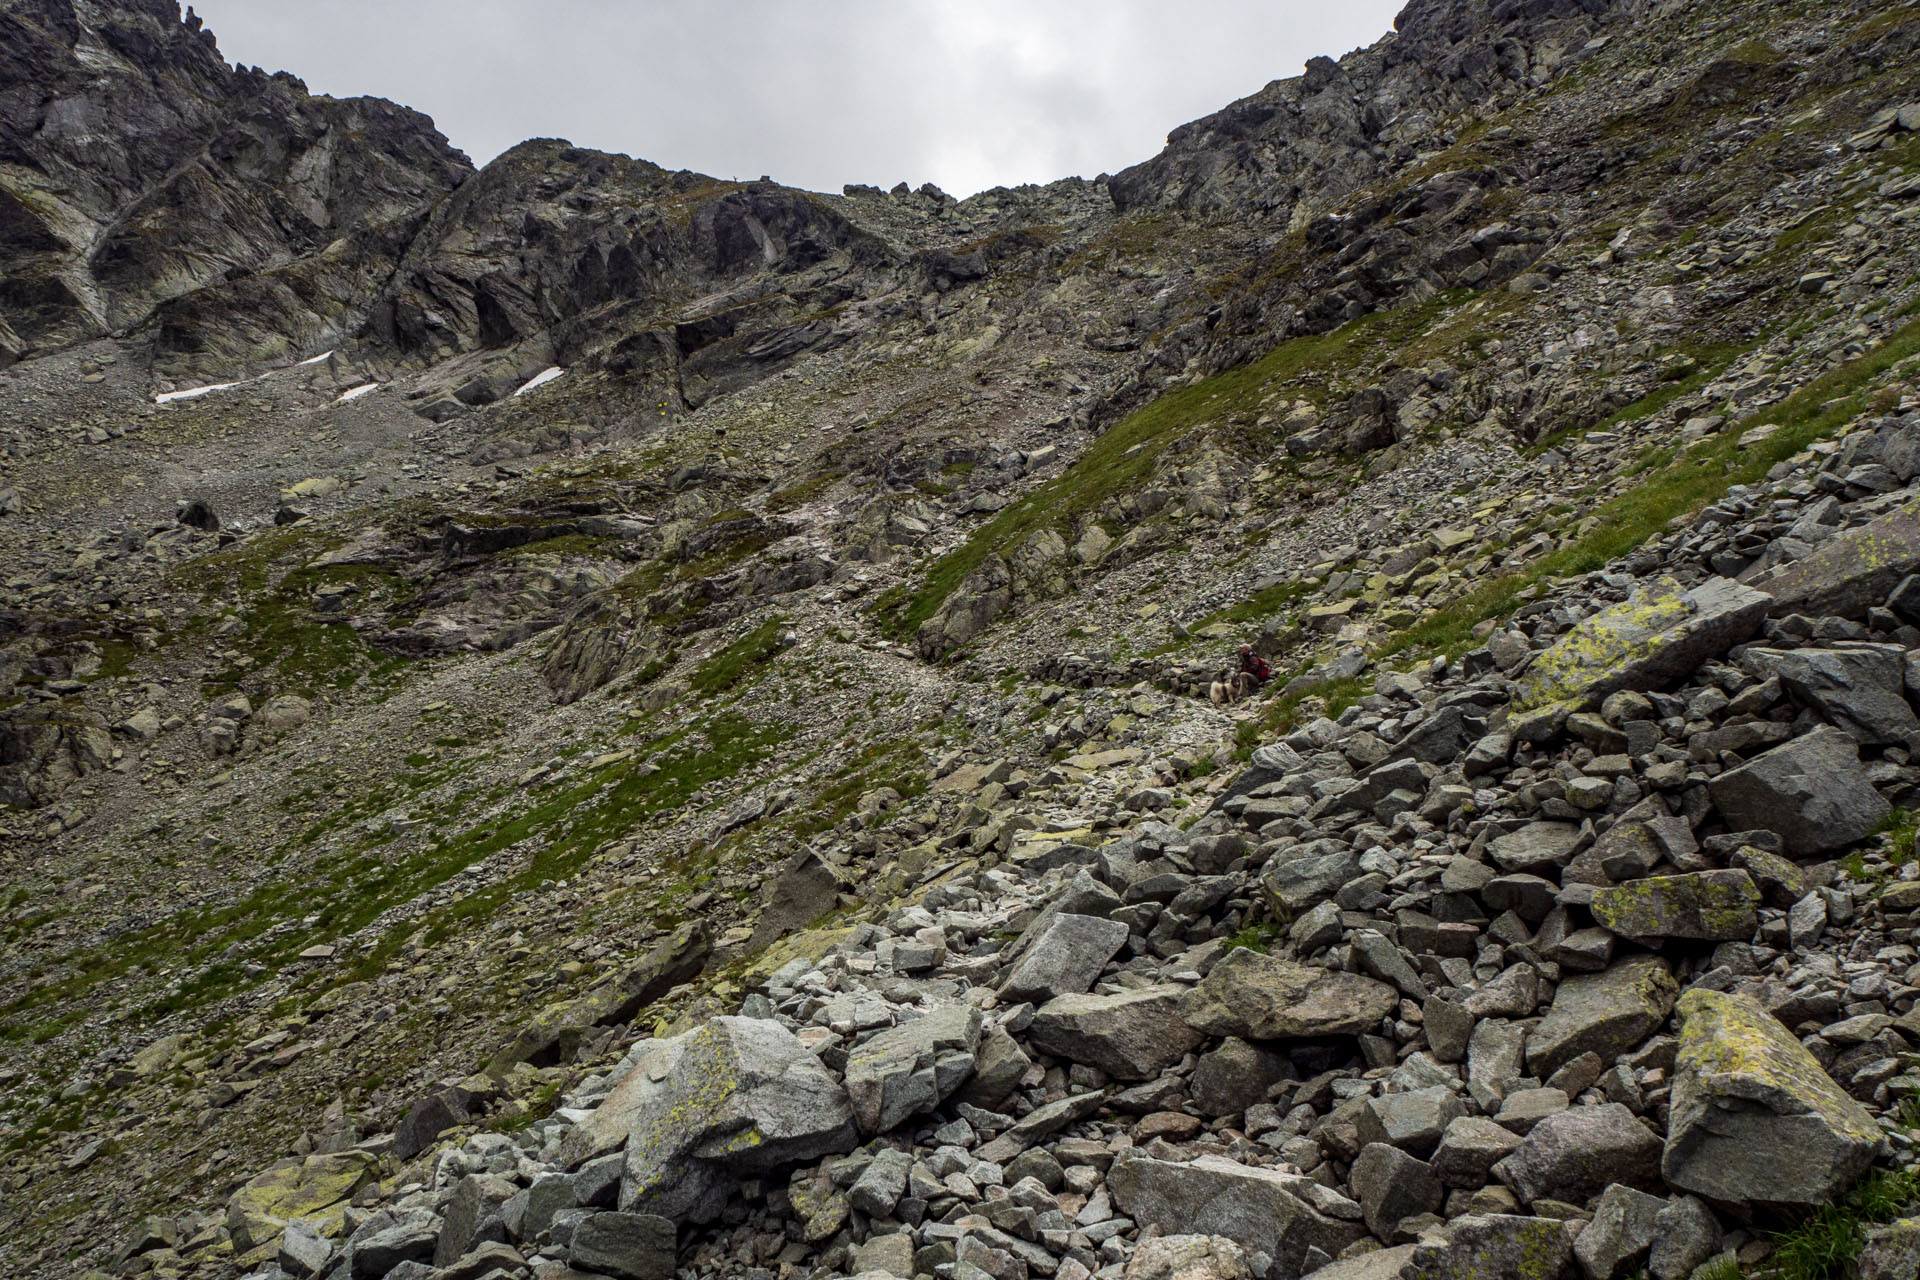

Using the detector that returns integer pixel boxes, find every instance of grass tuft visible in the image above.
[1766,1168,1920,1280]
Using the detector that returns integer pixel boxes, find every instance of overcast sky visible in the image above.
[186,1,1405,197]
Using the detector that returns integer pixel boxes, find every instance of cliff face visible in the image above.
[0,0,470,373]
[0,0,1641,390]
[1108,0,1642,218]
[5,0,1920,1276]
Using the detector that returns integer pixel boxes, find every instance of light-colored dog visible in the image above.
[1209,670,1257,705]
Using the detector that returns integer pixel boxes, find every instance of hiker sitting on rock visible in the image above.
[1233,645,1269,697]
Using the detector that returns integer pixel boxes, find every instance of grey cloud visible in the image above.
[188,0,1405,195]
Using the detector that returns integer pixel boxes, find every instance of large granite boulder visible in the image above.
[998,913,1129,1003]
[226,1151,378,1253]
[1752,498,1920,620]
[843,1004,982,1135]
[1028,985,1203,1081]
[559,1017,856,1223]
[1526,955,1678,1078]
[1108,1152,1367,1280]
[1511,577,1769,738]
[1708,726,1891,857]
[1742,645,1920,746]
[1663,989,1884,1212]
[1589,870,1760,942]
[1177,947,1397,1040]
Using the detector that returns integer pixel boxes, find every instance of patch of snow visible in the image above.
[513,366,566,397]
[296,349,336,367]
[154,382,241,405]
[335,383,380,403]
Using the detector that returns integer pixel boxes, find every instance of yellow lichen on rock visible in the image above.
[1664,988,1884,1210]
[224,1150,377,1253]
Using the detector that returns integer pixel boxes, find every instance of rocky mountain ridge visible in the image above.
[6,1,1920,1279]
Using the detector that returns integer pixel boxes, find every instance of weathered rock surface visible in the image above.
[563,1018,855,1222]
[843,1003,982,1135]
[1512,578,1770,734]
[1526,956,1678,1078]
[1754,500,1920,620]
[1176,948,1397,1040]
[1028,985,1204,1081]
[998,913,1130,1003]
[1664,989,1885,1212]
[1589,870,1761,942]
[1708,726,1893,856]
[1108,1153,1367,1280]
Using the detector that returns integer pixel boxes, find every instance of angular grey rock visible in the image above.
[1572,1184,1666,1280]
[1467,1018,1527,1100]
[749,849,848,949]
[1730,844,1816,907]
[1526,955,1678,1078]
[1742,645,1920,745]
[434,1242,523,1280]
[1404,1214,1577,1280]
[1350,1143,1442,1240]
[1430,1116,1523,1189]
[1262,848,1364,914]
[1856,1218,1920,1280]
[1290,900,1345,952]
[1298,1244,1417,1280]
[1487,821,1583,875]
[962,1025,1033,1106]
[1393,705,1479,765]
[574,1152,625,1209]
[1422,996,1473,1064]
[434,1173,515,1266]
[569,1211,677,1280]
[347,1216,438,1280]
[974,1090,1107,1164]
[1511,576,1770,734]
[1190,1037,1296,1118]
[1574,806,1696,884]
[1356,1087,1465,1159]
[1350,929,1427,998]
[1664,989,1885,1212]
[278,1220,334,1279]
[1589,870,1760,942]
[848,1148,912,1218]
[562,1017,856,1222]
[1649,1195,1722,1280]
[523,1171,578,1241]
[998,913,1129,1003]
[1494,1104,1662,1205]
[1708,726,1892,857]
[1752,498,1920,620]
[1177,947,1396,1040]
[853,1230,916,1278]
[1124,1233,1255,1280]
[393,1090,468,1161]
[1029,984,1202,1081]
[844,1003,983,1135]
[1107,1152,1367,1280]
[1493,1087,1569,1135]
